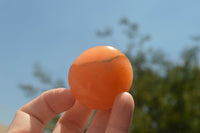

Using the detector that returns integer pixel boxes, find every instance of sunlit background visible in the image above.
[0,0,200,132]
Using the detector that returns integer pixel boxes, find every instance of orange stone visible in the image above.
[68,46,133,110]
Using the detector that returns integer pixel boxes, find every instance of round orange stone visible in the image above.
[68,46,133,110]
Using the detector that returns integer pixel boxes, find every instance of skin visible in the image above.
[7,88,134,133]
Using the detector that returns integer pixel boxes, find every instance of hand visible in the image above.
[8,88,134,133]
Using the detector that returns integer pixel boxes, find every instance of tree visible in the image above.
[19,18,200,132]
[96,18,200,132]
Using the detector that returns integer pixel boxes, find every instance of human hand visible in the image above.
[8,88,134,133]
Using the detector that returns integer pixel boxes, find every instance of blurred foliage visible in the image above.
[95,27,112,37]
[118,18,200,133]
[19,18,200,132]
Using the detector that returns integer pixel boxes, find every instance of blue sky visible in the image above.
[0,0,200,126]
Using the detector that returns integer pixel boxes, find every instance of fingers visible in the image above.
[7,88,75,133]
[106,92,134,133]
[53,101,94,133]
[86,109,111,133]
[8,89,134,133]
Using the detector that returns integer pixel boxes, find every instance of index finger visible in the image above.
[8,88,75,133]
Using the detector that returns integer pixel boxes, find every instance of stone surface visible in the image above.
[68,46,133,110]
